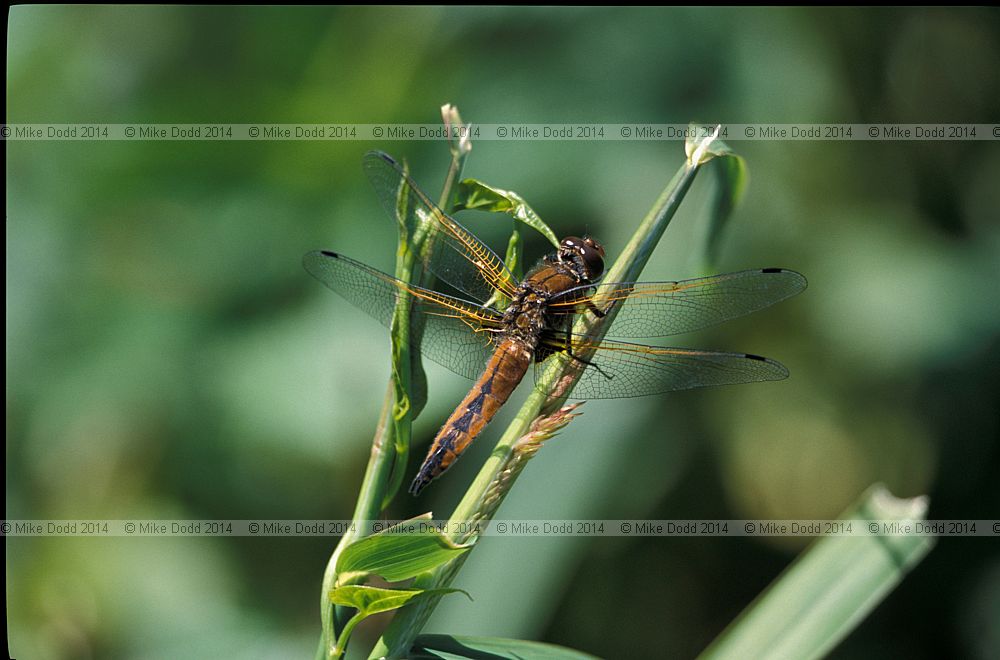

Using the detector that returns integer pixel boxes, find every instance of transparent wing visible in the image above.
[534,335,789,399]
[546,269,807,338]
[304,250,501,380]
[363,151,519,303]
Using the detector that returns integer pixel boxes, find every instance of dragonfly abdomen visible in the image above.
[409,339,533,495]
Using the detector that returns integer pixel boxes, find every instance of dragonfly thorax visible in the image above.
[501,284,549,347]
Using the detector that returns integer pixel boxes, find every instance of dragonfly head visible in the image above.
[558,235,605,281]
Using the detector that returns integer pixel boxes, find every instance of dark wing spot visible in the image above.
[321,250,340,258]
[761,267,782,274]
[371,150,399,167]
[745,353,767,361]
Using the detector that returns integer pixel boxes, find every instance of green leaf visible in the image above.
[699,484,935,660]
[702,151,748,269]
[335,514,472,584]
[452,179,560,249]
[411,634,600,660]
[329,586,469,659]
[330,585,469,617]
[683,124,748,269]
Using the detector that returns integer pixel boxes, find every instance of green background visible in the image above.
[7,6,999,659]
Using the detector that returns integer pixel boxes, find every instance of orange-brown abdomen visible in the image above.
[409,339,533,495]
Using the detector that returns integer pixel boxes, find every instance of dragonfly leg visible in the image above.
[584,299,607,318]
[564,343,613,381]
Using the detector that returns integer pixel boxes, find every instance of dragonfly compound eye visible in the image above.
[559,235,604,280]
[580,236,605,279]
[579,242,604,279]
[582,236,605,257]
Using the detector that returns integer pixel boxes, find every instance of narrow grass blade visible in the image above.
[699,484,935,660]
[683,124,748,270]
[411,634,601,659]
[702,148,747,270]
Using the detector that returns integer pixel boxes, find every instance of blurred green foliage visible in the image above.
[7,6,999,659]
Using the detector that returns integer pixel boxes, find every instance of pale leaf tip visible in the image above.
[686,123,722,167]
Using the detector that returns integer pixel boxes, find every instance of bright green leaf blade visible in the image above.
[700,484,935,660]
[336,515,472,584]
[330,586,469,659]
[452,179,560,248]
[410,634,601,660]
[331,585,469,617]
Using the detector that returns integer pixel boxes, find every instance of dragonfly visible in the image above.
[304,151,806,495]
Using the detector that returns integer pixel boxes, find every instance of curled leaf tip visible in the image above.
[441,103,472,156]
[686,123,723,167]
[870,483,930,519]
[458,125,473,155]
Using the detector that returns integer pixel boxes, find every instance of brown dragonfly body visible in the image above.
[411,237,605,494]
[305,151,806,496]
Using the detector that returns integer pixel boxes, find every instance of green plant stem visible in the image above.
[318,381,396,660]
[318,111,471,660]
[369,145,712,660]
[331,611,366,659]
